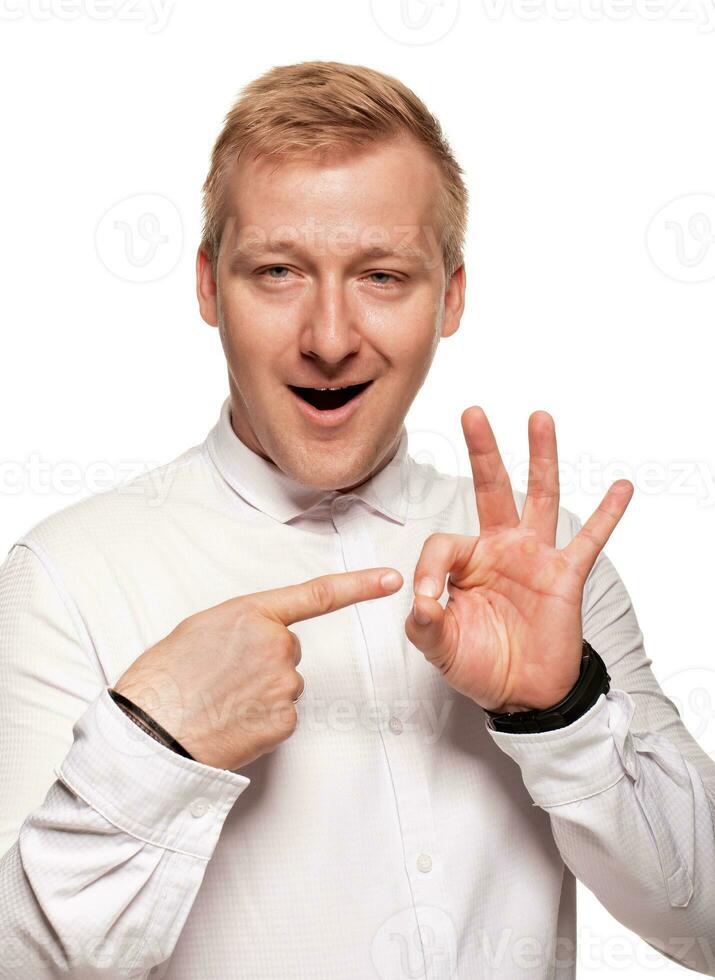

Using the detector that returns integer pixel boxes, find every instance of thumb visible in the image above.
[406,594,450,665]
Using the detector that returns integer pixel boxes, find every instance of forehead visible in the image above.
[221,135,444,259]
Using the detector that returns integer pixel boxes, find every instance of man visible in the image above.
[1,59,715,979]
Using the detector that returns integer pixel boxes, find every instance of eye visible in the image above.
[256,267,402,288]
[365,272,400,287]
[258,265,293,282]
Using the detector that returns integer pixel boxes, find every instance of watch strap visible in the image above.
[107,687,196,760]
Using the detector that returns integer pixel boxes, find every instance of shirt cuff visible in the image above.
[55,687,251,859]
[485,689,634,808]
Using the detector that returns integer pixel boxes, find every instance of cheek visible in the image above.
[219,329,274,396]
[376,297,440,365]
[385,279,441,330]
[218,294,279,373]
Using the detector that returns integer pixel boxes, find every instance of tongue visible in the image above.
[296,383,366,411]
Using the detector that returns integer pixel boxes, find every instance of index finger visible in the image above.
[247,568,404,626]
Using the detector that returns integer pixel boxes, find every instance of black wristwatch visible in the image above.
[484,639,610,733]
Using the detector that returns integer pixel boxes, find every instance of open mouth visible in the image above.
[287,380,373,411]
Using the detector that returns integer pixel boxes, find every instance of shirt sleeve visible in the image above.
[484,510,715,977]
[0,542,251,978]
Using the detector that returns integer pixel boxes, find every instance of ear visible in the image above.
[196,246,219,327]
[441,264,466,340]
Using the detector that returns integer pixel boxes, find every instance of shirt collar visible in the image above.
[204,396,412,525]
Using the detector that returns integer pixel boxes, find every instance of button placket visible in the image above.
[334,513,446,924]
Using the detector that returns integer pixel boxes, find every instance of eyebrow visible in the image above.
[228,238,428,264]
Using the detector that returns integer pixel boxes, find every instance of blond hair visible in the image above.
[200,61,468,281]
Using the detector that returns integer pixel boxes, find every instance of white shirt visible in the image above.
[2,395,715,979]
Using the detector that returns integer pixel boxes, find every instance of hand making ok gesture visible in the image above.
[405,407,634,714]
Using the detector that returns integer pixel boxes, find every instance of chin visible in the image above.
[295,462,366,492]
[278,442,373,491]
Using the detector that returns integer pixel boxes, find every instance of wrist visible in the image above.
[112,698,170,745]
[107,687,196,761]
[485,640,610,734]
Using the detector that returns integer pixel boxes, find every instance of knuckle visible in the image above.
[277,672,297,698]
[415,533,446,579]
[175,612,195,632]
[174,611,203,639]
[230,603,257,629]
[268,670,297,703]
[424,532,450,555]
[309,576,334,611]
[276,631,296,659]
[235,600,263,627]
[268,669,290,693]
[229,614,265,653]
[270,700,298,737]
[282,707,299,734]
[290,632,302,664]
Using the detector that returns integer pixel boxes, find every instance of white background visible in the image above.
[1,1,714,976]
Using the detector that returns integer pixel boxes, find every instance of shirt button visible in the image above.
[416,853,432,873]
[388,716,403,734]
[190,797,211,818]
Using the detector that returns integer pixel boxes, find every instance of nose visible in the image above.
[299,273,360,368]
